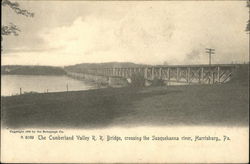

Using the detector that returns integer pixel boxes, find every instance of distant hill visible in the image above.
[64,62,148,73]
[1,65,66,75]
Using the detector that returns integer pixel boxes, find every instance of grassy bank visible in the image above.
[1,65,249,128]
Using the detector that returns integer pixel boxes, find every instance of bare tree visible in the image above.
[1,0,34,49]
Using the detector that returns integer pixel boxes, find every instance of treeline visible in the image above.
[64,62,147,73]
[2,62,149,75]
[1,65,66,75]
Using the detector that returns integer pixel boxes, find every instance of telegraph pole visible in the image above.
[205,48,215,84]
[205,48,215,65]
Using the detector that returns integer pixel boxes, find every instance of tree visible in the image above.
[1,0,34,49]
[246,0,250,32]
[130,72,145,87]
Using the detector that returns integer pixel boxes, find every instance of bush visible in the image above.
[130,72,145,87]
[151,78,165,86]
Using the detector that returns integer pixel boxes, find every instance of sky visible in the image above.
[2,0,249,66]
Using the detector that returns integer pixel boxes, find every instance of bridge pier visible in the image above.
[176,68,179,82]
[187,67,190,83]
[201,67,205,84]
[217,66,220,83]
[151,67,155,80]
[159,68,162,79]
[168,68,170,82]
[144,67,148,79]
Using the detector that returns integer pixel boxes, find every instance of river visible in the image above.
[1,75,97,96]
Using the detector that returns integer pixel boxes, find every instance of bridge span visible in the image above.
[66,64,236,85]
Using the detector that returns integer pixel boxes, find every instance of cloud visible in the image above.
[38,5,177,65]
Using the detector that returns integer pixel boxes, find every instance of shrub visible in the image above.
[151,78,165,86]
[130,72,145,87]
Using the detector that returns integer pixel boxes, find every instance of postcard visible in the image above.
[1,0,249,163]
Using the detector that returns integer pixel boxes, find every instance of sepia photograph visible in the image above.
[1,0,249,163]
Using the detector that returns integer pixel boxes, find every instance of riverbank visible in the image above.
[2,77,248,128]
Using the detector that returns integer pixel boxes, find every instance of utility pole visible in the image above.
[205,48,215,65]
[205,48,215,84]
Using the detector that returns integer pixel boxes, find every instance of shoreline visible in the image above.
[2,81,248,128]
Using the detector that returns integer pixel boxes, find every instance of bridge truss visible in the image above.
[67,64,236,85]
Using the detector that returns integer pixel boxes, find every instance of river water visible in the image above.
[1,75,97,96]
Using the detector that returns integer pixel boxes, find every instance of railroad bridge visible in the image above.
[67,64,236,85]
